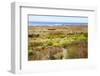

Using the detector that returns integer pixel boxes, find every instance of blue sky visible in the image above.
[28,15,88,26]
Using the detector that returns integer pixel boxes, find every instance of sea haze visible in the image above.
[28,15,88,26]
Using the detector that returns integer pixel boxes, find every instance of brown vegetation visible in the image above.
[28,25,88,60]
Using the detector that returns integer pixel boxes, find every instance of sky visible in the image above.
[28,15,88,26]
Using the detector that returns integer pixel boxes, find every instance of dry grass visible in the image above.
[28,25,88,60]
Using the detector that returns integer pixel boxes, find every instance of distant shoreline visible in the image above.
[28,24,88,27]
[28,22,88,26]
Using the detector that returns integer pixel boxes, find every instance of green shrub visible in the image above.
[47,40,53,46]
[29,41,43,47]
[28,50,33,56]
[53,43,60,47]
[59,34,66,38]
[77,34,87,41]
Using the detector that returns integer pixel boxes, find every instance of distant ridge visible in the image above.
[29,21,88,26]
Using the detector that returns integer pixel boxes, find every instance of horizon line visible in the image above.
[28,21,88,26]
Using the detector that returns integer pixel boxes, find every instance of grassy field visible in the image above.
[28,25,88,60]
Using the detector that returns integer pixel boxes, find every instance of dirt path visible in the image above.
[62,48,68,59]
